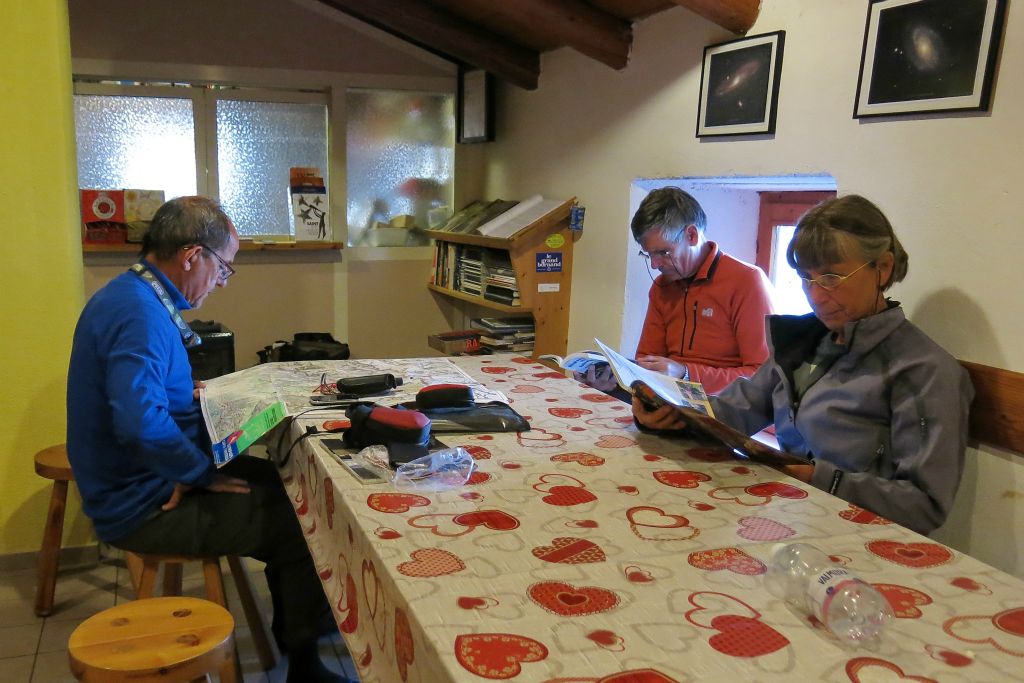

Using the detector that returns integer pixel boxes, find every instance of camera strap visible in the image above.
[129,262,201,348]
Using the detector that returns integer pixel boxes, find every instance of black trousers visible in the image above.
[111,456,330,649]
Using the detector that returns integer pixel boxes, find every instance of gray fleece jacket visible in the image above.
[711,305,973,536]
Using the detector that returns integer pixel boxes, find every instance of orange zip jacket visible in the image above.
[636,242,774,394]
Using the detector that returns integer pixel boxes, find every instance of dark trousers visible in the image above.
[111,456,330,649]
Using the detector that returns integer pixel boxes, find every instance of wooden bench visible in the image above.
[960,361,1024,454]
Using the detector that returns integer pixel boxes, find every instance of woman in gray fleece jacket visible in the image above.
[634,194,973,536]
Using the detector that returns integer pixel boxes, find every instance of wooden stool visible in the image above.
[129,553,279,673]
[68,596,235,682]
[35,443,75,617]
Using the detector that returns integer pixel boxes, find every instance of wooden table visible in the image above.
[280,356,1024,682]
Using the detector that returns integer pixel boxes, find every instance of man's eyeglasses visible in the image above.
[638,248,673,261]
[198,243,236,281]
[799,261,873,291]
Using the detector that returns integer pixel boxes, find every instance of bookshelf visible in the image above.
[424,197,578,358]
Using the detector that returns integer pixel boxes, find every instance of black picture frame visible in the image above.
[696,31,785,138]
[853,0,1007,118]
[457,68,494,143]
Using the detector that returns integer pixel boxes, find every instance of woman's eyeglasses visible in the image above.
[799,261,873,291]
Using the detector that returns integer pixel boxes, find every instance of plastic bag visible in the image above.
[393,447,476,491]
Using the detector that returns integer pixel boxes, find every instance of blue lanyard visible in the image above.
[129,263,201,348]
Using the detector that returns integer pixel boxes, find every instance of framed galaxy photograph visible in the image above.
[854,0,1007,118]
[696,31,785,138]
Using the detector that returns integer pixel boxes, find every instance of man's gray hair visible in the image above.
[141,196,232,260]
[630,187,707,244]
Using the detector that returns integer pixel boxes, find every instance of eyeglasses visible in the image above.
[638,248,673,261]
[799,261,874,291]
[198,243,236,281]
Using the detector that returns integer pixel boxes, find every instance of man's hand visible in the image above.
[635,355,687,379]
[632,396,688,431]
[193,379,206,401]
[161,474,251,511]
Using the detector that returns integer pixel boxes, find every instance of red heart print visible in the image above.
[510,384,543,393]
[543,485,598,506]
[528,581,620,616]
[375,527,401,540]
[295,474,309,515]
[318,566,333,581]
[359,643,371,668]
[654,470,711,489]
[394,607,414,681]
[624,565,654,583]
[500,461,522,469]
[598,671,680,683]
[367,492,430,513]
[731,466,751,475]
[361,560,386,648]
[551,452,606,466]
[549,407,593,418]
[994,607,1024,636]
[867,541,953,568]
[567,519,599,528]
[643,454,663,462]
[873,584,933,618]
[618,485,639,494]
[454,633,548,679]
[398,548,466,577]
[534,371,568,379]
[924,644,974,667]
[845,657,938,683]
[453,509,520,531]
[627,506,698,541]
[460,492,483,501]
[708,614,789,657]
[580,392,618,403]
[744,482,807,500]
[595,434,636,448]
[736,516,795,542]
[338,572,358,633]
[457,596,497,610]
[839,503,893,525]
[517,428,565,449]
[689,547,766,576]
[532,537,606,564]
[324,478,335,529]
[690,501,715,511]
[950,577,991,594]
[481,366,515,374]
[464,445,492,460]
[467,471,492,485]
[586,630,624,651]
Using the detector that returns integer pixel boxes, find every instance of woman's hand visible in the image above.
[635,354,687,379]
[632,396,688,431]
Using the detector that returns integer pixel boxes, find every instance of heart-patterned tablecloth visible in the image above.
[280,356,1024,682]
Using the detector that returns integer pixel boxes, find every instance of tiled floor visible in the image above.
[0,549,357,682]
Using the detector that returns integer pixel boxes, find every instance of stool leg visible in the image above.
[163,562,184,596]
[202,559,243,683]
[228,556,280,671]
[125,551,144,594]
[137,558,160,599]
[34,479,68,617]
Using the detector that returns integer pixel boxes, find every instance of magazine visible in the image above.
[593,339,806,467]
[537,350,608,375]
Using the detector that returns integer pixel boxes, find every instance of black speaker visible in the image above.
[187,320,235,380]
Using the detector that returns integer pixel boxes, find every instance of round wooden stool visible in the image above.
[35,443,75,616]
[68,596,235,683]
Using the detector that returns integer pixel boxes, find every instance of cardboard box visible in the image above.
[428,330,481,355]
[123,189,164,222]
[80,189,164,244]
[80,189,125,223]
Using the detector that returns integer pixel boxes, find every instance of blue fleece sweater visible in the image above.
[67,261,214,541]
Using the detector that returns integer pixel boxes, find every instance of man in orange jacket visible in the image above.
[632,187,775,394]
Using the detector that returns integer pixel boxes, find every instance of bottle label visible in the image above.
[807,567,862,624]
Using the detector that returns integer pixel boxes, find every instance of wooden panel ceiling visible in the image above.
[313,0,760,89]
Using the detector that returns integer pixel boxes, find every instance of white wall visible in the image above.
[484,0,1024,576]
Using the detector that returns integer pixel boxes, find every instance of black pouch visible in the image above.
[258,332,350,363]
[415,384,475,410]
[399,400,530,433]
[338,373,402,397]
[343,404,431,465]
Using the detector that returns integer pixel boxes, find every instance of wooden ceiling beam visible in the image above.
[669,0,760,34]
[484,0,632,70]
[316,0,540,89]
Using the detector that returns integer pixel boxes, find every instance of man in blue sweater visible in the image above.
[67,196,344,683]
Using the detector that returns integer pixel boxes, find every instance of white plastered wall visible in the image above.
[483,0,1024,576]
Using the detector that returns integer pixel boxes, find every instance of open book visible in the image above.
[593,339,806,467]
[537,350,607,374]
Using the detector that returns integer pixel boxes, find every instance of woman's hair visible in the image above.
[142,196,232,260]
[630,187,707,244]
[787,194,909,291]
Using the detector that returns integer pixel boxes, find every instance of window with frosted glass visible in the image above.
[347,90,455,247]
[74,95,197,200]
[217,100,328,237]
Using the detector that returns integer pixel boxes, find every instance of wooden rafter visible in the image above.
[315,0,541,89]
[669,0,760,33]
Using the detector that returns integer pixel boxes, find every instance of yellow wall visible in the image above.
[0,2,89,554]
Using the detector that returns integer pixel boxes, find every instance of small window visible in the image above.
[73,82,328,238]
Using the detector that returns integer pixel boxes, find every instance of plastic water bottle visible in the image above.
[765,543,893,644]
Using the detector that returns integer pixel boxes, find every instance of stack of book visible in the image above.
[434,199,519,235]
[458,246,484,296]
[471,317,536,354]
[483,251,520,306]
